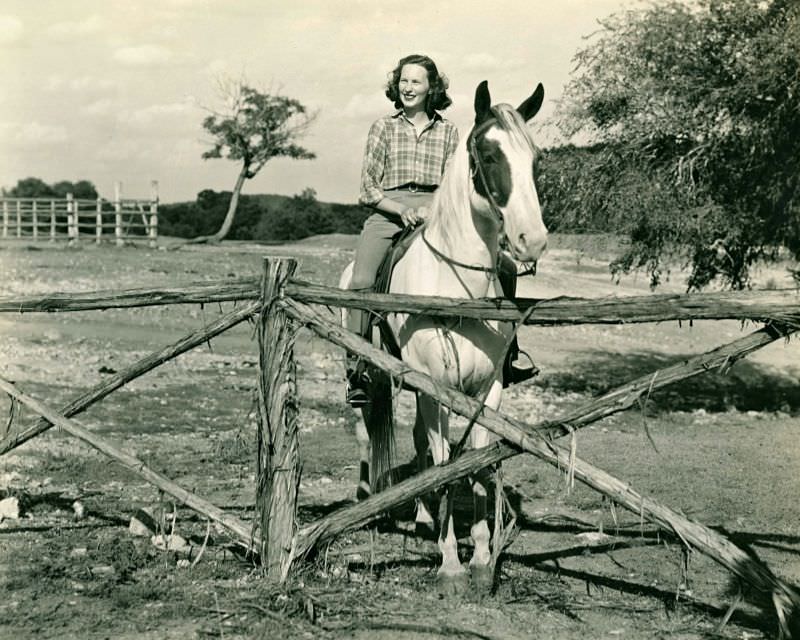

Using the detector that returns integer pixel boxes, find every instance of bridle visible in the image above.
[420,109,538,278]
[420,230,499,278]
[468,110,507,227]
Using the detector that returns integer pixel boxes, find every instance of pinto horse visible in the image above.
[340,80,548,589]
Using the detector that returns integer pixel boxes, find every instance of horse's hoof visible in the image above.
[470,563,495,596]
[436,569,469,597]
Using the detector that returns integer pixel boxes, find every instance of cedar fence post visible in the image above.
[256,257,300,581]
[32,200,38,241]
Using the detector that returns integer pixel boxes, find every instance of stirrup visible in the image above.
[346,370,371,408]
[505,350,540,386]
[346,385,370,408]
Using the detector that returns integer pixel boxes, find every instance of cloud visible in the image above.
[461,52,524,73]
[121,100,197,126]
[0,122,69,145]
[45,15,103,38]
[205,58,231,76]
[83,98,116,116]
[113,44,173,66]
[342,92,393,120]
[0,15,23,45]
[44,75,117,93]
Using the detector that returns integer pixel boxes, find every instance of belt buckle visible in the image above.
[408,182,418,193]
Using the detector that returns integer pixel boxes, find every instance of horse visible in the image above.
[339,80,548,591]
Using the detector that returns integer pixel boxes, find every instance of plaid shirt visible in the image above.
[359,110,459,206]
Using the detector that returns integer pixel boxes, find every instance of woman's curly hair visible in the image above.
[385,54,452,115]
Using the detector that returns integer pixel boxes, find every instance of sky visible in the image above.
[0,0,639,204]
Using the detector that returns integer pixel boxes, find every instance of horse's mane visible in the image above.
[427,104,537,253]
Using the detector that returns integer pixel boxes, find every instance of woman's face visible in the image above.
[398,63,430,112]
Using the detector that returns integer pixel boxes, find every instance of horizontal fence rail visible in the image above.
[0,278,260,312]
[0,277,798,327]
[286,281,800,327]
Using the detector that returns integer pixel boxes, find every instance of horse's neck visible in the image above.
[425,205,500,298]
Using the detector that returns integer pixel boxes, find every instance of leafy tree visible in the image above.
[7,177,55,198]
[51,180,98,200]
[6,177,99,200]
[557,0,800,289]
[194,81,317,243]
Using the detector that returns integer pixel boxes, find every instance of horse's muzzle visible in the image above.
[512,231,548,262]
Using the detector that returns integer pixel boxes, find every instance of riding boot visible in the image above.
[345,303,373,407]
[498,253,539,388]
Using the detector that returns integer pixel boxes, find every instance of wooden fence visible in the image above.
[0,181,158,246]
[0,258,798,632]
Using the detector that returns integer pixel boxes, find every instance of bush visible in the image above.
[159,189,368,241]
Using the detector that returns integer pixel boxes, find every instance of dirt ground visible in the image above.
[1,235,799,640]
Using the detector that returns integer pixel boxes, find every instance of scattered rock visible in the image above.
[72,500,85,520]
[151,533,192,554]
[575,531,613,545]
[129,508,158,537]
[70,547,88,558]
[0,496,20,521]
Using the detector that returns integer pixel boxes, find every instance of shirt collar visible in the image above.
[392,109,443,124]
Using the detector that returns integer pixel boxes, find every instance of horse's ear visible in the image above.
[517,83,544,122]
[474,80,492,126]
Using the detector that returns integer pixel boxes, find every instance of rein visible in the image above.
[420,230,499,278]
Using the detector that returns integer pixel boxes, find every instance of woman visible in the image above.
[346,54,536,406]
[345,53,458,406]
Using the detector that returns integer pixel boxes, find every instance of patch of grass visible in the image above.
[538,349,800,414]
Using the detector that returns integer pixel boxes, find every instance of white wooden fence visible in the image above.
[1,181,158,247]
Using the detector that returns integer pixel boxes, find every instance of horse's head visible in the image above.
[468,81,548,262]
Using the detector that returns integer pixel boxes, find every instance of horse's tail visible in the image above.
[362,364,395,493]
[340,260,395,493]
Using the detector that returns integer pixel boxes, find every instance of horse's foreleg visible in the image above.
[437,482,465,589]
[469,380,502,587]
[355,417,371,501]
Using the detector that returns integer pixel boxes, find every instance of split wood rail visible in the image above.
[0,257,798,632]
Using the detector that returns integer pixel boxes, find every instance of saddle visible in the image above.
[365,223,425,360]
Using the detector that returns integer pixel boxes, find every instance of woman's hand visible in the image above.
[400,206,428,227]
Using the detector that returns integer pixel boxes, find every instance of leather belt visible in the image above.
[390,183,437,193]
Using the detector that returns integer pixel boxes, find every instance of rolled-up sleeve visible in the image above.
[359,119,387,206]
